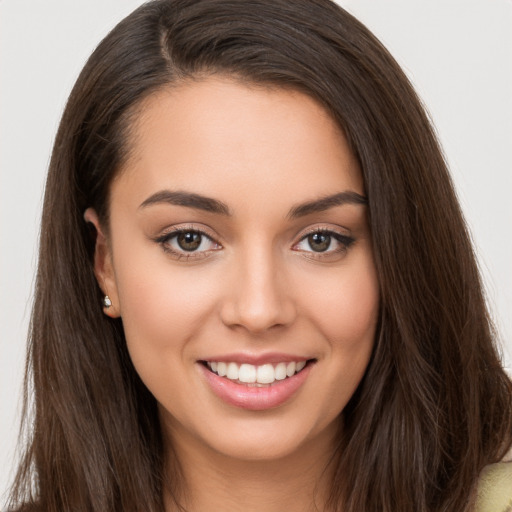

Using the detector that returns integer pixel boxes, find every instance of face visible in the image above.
[89,78,379,463]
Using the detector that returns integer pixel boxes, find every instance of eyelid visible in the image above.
[291,224,355,259]
[152,222,355,262]
[153,223,222,260]
[155,222,220,242]
[294,224,353,242]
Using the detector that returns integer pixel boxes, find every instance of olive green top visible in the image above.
[475,462,512,512]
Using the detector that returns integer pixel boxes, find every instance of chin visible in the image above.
[163,403,341,465]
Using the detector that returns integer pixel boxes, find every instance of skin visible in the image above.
[86,77,380,511]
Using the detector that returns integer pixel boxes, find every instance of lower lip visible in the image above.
[200,363,313,410]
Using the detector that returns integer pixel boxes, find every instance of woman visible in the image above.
[7,0,512,511]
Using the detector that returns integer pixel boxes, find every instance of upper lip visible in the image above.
[199,352,314,365]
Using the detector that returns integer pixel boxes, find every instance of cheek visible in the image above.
[112,252,220,363]
[303,256,380,348]
[319,264,379,408]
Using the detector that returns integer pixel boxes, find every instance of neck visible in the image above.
[162,421,339,512]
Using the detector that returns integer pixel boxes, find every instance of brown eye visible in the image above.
[177,231,202,251]
[293,229,355,260]
[157,228,221,259]
[307,232,331,252]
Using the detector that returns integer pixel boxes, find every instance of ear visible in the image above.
[84,208,121,318]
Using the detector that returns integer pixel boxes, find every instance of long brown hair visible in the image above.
[8,1,512,511]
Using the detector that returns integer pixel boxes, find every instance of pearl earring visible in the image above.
[103,295,112,308]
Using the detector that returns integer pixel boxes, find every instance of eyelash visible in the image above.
[292,227,355,260]
[154,225,355,262]
[154,225,221,261]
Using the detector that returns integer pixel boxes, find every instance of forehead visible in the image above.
[112,77,363,213]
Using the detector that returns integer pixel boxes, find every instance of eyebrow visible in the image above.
[287,191,367,219]
[139,189,367,218]
[139,190,231,215]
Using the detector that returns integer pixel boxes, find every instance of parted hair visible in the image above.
[8,1,512,511]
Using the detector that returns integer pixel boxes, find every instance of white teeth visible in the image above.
[226,362,239,380]
[296,361,306,372]
[206,360,309,385]
[256,364,275,384]
[217,362,227,377]
[274,362,287,380]
[238,363,257,383]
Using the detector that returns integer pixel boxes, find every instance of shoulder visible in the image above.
[475,461,512,512]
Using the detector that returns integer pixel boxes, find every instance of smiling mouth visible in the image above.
[201,360,316,387]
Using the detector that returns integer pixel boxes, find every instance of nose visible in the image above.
[219,246,297,334]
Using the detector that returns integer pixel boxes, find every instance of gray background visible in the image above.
[1,0,511,501]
